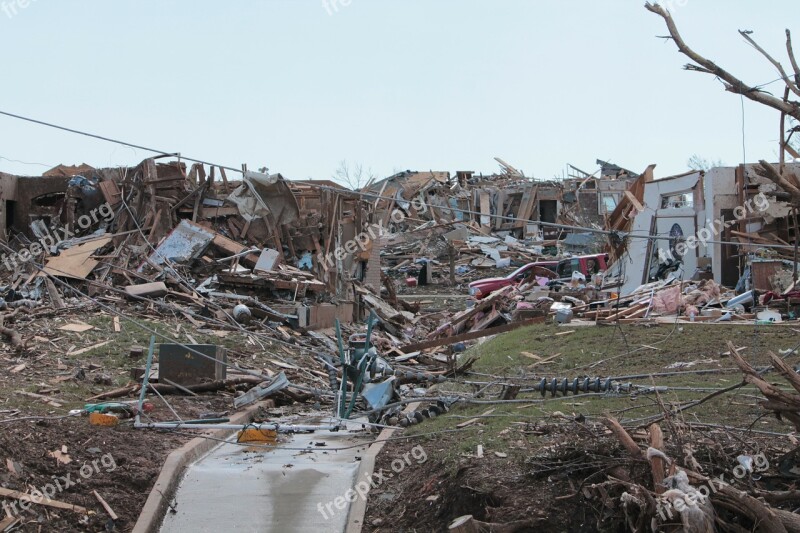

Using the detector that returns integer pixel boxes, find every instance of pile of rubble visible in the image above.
[2,155,800,433]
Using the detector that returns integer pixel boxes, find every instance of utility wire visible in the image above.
[0,108,796,250]
[0,109,242,174]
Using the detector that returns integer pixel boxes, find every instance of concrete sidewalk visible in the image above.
[159,421,371,533]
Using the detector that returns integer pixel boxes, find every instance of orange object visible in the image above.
[89,412,119,427]
[237,428,277,444]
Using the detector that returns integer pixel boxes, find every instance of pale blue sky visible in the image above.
[0,1,796,182]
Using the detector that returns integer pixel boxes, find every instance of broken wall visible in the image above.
[612,170,704,295]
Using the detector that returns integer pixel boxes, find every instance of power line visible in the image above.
[0,108,796,251]
[0,109,243,174]
[0,155,53,168]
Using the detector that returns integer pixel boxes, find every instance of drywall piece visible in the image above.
[254,248,282,273]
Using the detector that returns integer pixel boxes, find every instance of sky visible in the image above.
[0,0,797,184]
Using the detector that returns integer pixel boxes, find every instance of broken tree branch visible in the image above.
[755,160,800,205]
[728,341,800,430]
[739,30,800,98]
[602,416,644,460]
[644,3,800,119]
[788,30,800,87]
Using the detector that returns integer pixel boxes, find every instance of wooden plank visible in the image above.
[42,237,112,280]
[98,180,122,206]
[219,167,230,193]
[479,192,491,227]
[494,190,506,230]
[516,185,538,228]
[0,487,88,514]
[67,340,113,356]
[527,352,562,368]
[624,190,645,213]
[401,317,545,353]
[212,234,259,267]
[456,409,495,428]
[93,490,118,521]
[44,277,65,309]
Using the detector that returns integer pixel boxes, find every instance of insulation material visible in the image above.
[651,285,681,315]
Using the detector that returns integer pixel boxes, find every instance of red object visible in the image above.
[406,277,418,287]
[468,253,608,299]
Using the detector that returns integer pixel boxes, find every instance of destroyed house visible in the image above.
[366,162,637,243]
[605,162,800,295]
[0,159,379,329]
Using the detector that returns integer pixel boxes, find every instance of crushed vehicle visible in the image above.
[468,253,609,298]
[468,260,558,298]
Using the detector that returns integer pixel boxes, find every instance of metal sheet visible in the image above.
[141,219,214,271]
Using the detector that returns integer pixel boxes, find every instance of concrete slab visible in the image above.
[160,423,370,533]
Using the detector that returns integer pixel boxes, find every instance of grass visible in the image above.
[407,321,800,463]
[1,310,263,414]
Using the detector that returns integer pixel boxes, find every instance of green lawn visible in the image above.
[407,321,800,460]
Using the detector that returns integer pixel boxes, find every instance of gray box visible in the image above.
[158,344,227,386]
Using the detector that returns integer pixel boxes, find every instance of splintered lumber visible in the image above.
[623,190,645,213]
[0,487,88,514]
[44,277,65,309]
[0,516,20,530]
[67,340,113,356]
[456,408,496,428]
[211,233,260,267]
[648,424,666,494]
[601,302,648,322]
[602,416,643,459]
[93,490,118,521]
[427,286,513,338]
[527,352,562,369]
[86,385,138,402]
[401,317,544,353]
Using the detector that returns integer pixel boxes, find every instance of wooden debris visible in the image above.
[93,490,118,521]
[67,340,113,356]
[58,323,94,333]
[0,487,88,514]
[456,408,495,428]
[48,446,72,465]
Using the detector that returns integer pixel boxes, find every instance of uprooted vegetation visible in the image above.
[365,322,800,532]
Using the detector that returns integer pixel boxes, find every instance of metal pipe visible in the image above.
[135,336,156,426]
[134,421,339,432]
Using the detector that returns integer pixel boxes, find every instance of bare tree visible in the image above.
[687,154,723,171]
[332,160,376,191]
[645,2,800,202]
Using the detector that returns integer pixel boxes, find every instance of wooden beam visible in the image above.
[623,190,644,213]
[0,487,88,514]
[400,317,545,353]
